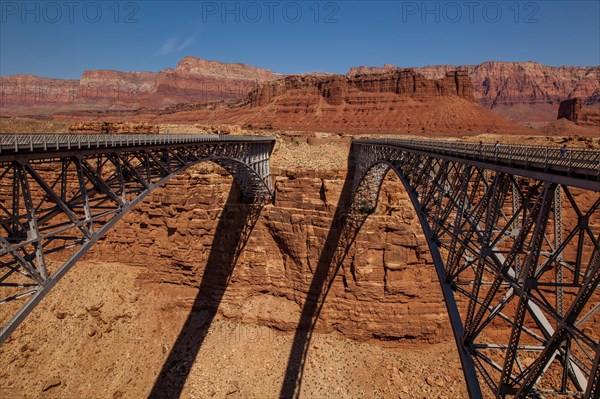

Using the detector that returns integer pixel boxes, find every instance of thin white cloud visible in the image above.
[177,34,197,51]
[155,37,178,56]
[154,33,197,56]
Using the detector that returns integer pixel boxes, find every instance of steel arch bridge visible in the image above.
[351,139,600,399]
[0,134,275,344]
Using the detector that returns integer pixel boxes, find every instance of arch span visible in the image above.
[351,140,600,399]
[0,135,275,343]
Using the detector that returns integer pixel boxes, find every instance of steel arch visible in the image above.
[0,135,275,344]
[351,140,600,399]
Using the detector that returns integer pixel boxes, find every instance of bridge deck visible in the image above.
[0,134,276,162]
[354,138,600,191]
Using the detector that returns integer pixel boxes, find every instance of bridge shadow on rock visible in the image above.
[279,146,368,399]
[148,182,267,399]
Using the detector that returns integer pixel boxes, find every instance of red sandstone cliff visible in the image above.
[78,70,159,103]
[247,70,474,107]
[348,61,600,108]
[143,69,527,134]
[0,57,280,114]
[0,75,79,106]
[558,97,600,128]
[55,69,526,134]
[4,60,597,117]
[348,62,600,129]
[86,163,453,345]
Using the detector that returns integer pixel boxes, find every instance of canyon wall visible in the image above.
[0,75,79,106]
[0,57,280,114]
[87,162,452,346]
[141,69,525,134]
[3,58,598,122]
[247,70,474,107]
[348,61,600,108]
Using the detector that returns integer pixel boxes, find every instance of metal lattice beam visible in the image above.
[351,139,600,399]
[0,134,275,344]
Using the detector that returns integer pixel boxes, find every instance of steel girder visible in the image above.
[351,141,600,399]
[0,135,275,344]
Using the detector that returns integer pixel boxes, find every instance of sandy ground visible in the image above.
[0,261,467,399]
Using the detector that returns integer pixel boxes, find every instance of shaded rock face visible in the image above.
[88,164,452,347]
[348,61,600,108]
[558,98,582,121]
[557,97,600,127]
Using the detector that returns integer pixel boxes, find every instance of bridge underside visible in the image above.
[0,139,273,343]
[352,143,600,398]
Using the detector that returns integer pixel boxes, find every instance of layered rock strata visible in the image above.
[87,164,453,346]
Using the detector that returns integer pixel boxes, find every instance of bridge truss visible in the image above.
[351,139,600,398]
[0,134,275,344]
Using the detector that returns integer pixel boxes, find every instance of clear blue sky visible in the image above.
[1,0,599,78]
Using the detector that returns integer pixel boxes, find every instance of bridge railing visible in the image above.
[0,134,274,154]
[356,138,600,176]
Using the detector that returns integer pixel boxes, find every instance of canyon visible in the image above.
[1,130,598,398]
[0,134,472,398]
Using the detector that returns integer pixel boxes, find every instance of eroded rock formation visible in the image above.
[247,70,474,107]
[0,75,79,105]
[557,97,600,127]
[68,122,159,134]
[558,98,583,121]
[3,59,598,123]
[88,164,452,346]
[0,57,280,113]
[140,68,525,134]
[349,61,600,108]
